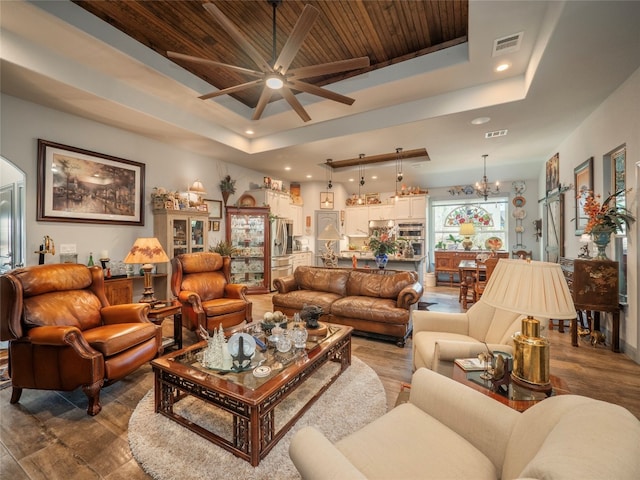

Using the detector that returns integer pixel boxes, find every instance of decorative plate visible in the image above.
[485,237,503,251]
[238,194,256,207]
[512,180,526,194]
[227,333,256,358]
[512,196,526,208]
[512,208,527,219]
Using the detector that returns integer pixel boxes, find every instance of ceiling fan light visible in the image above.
[266,75,284,89]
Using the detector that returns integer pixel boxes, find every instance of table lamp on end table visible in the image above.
[459,223,475,251]
[123,237,169,303]
[480,259,576,393]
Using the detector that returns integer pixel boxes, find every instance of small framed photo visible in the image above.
[204,199,222,219]
[320,192,334,209]
[212,220,220,231]
[574,157,593,235]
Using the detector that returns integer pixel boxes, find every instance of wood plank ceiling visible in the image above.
[72,0,468,108]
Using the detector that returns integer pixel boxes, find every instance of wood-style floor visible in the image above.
[2,287,639,479]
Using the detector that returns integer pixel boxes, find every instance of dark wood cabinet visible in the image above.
[104,277,133,305]
[560,257,620,352]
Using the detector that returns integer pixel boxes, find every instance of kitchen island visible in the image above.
[337,252,427,285]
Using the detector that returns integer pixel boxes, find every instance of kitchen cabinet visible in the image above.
[247,189,291,218]
[291,251,313,272]
[395,195,427,220]
[226,206,270,294]
[345,206,369,236]
[369,204,394,220]
[291,204,304,236]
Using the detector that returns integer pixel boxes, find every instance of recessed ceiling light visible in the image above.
[348,178,355,182]
[371,175,378,180]
[306,174,312,178]
[495,62,510,72]
[245,129,254,135]
[471,116,491,125]
[284,166,291,171]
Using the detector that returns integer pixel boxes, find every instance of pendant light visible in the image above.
[475,154,500,200]
[326,158,333,190]
[357,153,365,204]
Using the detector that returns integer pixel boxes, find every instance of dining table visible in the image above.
[458,260,486,309]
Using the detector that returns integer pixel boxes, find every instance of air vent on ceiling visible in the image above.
[485,129,508,139]
[492,32,523,56]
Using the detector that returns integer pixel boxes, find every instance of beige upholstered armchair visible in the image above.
[171,252,252,333]
[412,299,543,377]
[0,264,161,415]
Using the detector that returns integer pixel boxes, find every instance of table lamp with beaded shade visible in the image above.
[123,237,169,303]
[480,259,576,392]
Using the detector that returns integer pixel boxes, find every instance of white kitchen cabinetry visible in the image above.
[248,189,291,218]
[369,204,394,220]
[345,206,369,237]
[291,204,304,236]
[395,195,427,220]
[291,251,313,272]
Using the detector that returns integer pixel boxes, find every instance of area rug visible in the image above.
[129,356,386,480]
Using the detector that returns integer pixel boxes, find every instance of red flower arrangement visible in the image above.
[582,189,635,234]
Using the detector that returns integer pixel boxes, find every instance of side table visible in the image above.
[452,363,569,412]
[147,301,182,351]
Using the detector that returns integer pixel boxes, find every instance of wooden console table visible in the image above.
[560,258,620,352]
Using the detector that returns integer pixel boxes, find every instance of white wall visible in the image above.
[0,94,267,266]
[537,66,639,360]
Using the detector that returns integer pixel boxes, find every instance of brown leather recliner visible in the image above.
[0,263,162,416]
[171,252,252,333]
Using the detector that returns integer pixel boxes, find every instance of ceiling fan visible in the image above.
[167,1,370,122]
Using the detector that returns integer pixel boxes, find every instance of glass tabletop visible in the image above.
[465,370,554,402]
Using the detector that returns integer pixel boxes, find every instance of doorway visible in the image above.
[0,156,26,273]
[315,210,340,267]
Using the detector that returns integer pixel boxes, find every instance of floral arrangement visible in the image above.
[367,230,398,256]
[219,175,236,194]
[582,188,635,234]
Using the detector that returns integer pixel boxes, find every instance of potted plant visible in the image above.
[210,240,237,257]
[583,188,635,259]
[219,175,236,205]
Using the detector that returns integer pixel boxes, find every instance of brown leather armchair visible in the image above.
[171,252,252,333]
[0,264,162,416]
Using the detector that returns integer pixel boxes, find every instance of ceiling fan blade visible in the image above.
[287,79,355,106]
[252,88,274,121]
[273,4,320,74]
[287,57,370,80]
[281,87,311,122]
[199,79,264,100]
[202,2,271,73]
[167,52,264,78]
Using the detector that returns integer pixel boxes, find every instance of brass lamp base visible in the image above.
[462,237,473,251]
[511,316,551,392]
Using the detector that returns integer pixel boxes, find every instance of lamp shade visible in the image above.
[188,180,206,193]
[459,223,475,236]
[481,259,575,319]
[317,223,341,241]
[123,237,169,265]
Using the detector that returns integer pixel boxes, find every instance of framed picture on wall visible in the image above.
[204,199,222,219]
[574,157,593,235]
[320,192,334,209]
[545,153,559,194]
[36,139,145,225]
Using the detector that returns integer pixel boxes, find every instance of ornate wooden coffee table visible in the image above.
[151,323,352,466]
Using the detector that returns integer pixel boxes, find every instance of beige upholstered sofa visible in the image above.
[289,367,640,480]
[412,299,537,377]
[273,266,423,346]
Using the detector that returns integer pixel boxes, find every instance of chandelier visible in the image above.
[475,154,500,200]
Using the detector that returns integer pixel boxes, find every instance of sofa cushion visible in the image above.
[335,402,498,480]
[24,290,103,331]
[83,322,158,356]
[203,298,248,316]
[295,267,350,296]
[272,290,343,314]
[331,296,409,325]
[345,270,417,299]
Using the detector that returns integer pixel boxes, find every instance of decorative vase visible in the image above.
[375,253,388,269]
[591,229,613,260]
[290,321,308,349]
[221,191,231,206]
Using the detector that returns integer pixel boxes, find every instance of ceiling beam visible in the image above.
[326,148,430,169]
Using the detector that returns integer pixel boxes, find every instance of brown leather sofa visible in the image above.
[273,266,423,346]
[0,263,161,415]
[171,252,252,333]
